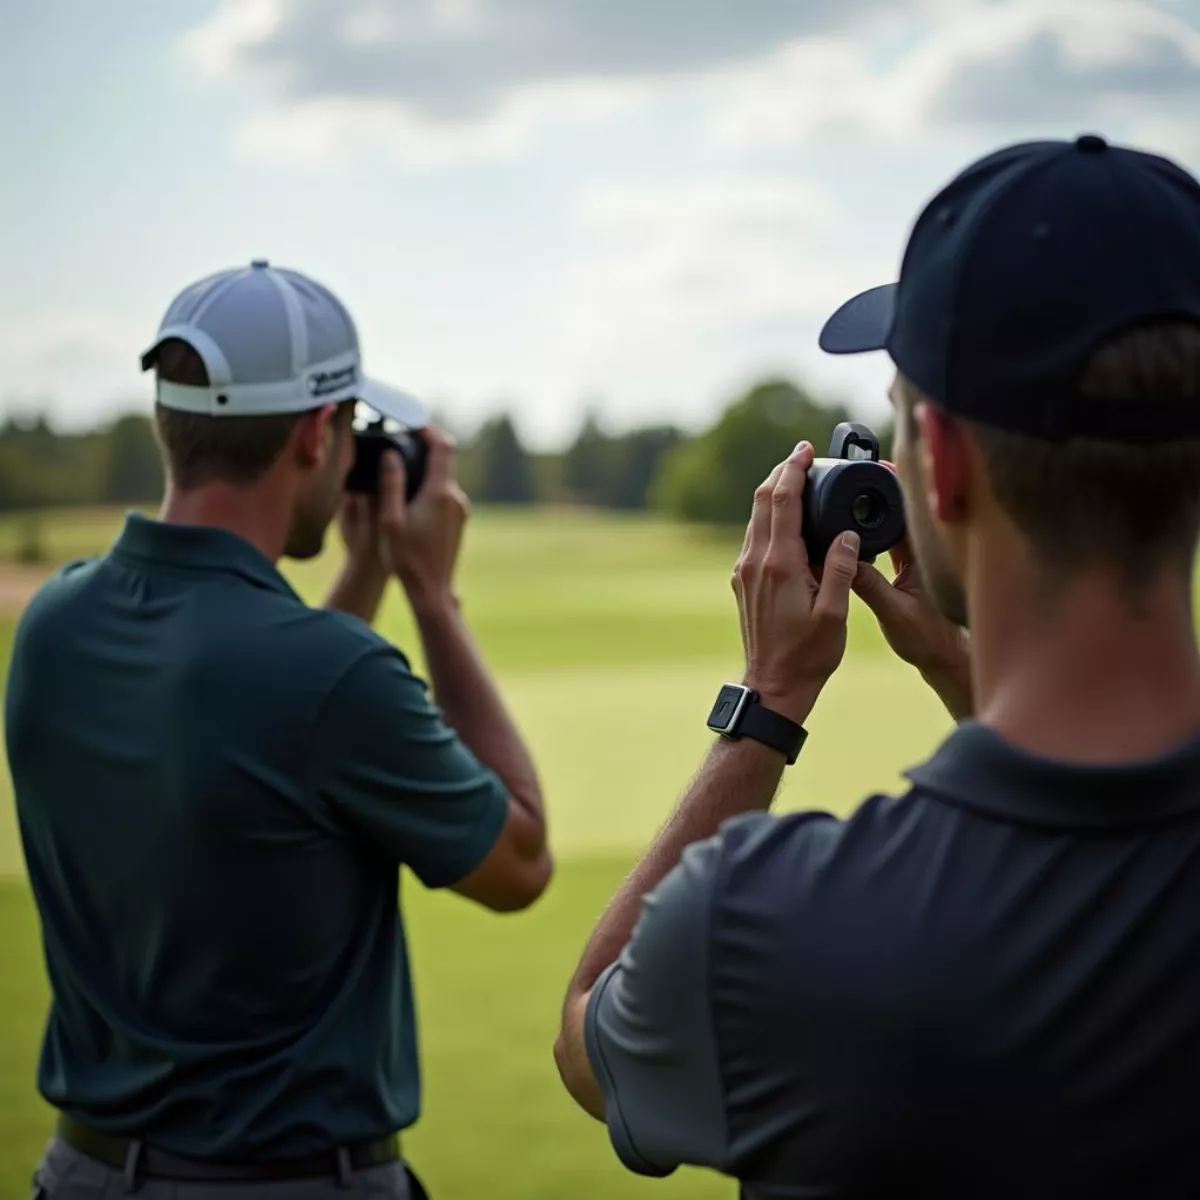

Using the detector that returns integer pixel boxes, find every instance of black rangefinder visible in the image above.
[802,422,905,562]
[347,418,428,501]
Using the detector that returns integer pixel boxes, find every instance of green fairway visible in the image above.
[0,505,953,1197]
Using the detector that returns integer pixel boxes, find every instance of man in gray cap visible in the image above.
[7,261,552,1198]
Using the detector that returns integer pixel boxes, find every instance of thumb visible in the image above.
[814,530,860,623]
[378,449,409,528]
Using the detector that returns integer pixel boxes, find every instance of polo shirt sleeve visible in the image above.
[584,832,732,1177]
[313,647,509,888]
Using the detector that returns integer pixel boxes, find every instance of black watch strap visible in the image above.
[738,698,808,765]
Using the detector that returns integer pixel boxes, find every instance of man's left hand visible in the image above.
[323,493,389,624]
[338,493,387,578]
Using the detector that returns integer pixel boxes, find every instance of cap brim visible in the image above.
[818,283,897,355]
[360,378,428,429]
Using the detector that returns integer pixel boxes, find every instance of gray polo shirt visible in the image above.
[586,723,1200,1199]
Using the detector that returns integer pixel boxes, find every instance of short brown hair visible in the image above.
[151,339,352,490]
[899,320,1200,586]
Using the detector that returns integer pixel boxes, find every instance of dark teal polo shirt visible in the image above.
[5,513,509,1159]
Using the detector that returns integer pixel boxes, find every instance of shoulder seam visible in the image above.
[303,644,402,822]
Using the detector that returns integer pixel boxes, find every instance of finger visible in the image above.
[743,459,789,557]
[883,534,916,578]
[422,430,456,490]
[767,442,815,567]
[813,529,860,625]
[378,449,409,528]
[421,424,457,451]
[872,462,907,573]
[851,559,894,614]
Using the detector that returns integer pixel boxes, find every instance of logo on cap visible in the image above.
[308,364,358,398]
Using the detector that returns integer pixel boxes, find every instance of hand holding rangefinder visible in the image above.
[802,422,905,563]
[347,417,428,501]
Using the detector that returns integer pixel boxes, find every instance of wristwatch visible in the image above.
[706,683,808,765]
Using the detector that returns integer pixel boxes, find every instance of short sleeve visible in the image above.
[584,834,731,1177]
[313,648,509,888]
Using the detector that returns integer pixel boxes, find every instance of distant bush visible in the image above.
[14,514,46,565]
[652,379,855,527]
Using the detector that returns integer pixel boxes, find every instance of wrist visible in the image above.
[919,661,974,721]
[742,678,823,727]
[403,579,461,620]
[339,555,387,589]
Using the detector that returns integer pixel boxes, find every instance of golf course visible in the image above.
[0,505,955,1198]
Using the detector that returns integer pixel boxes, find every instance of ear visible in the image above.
[293,405,339,470]
[913,401,971,524]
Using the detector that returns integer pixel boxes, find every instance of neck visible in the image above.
[159,480,291,564]
[969,540,1200,763]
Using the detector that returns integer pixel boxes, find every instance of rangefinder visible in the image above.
[346,418,428,501]
[802,422,905,563]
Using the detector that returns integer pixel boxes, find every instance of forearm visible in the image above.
[567,735,785,1000]
[324,563,388,626]
[556,734,788,1117]
[920,635,975,722]
[922,666,974,722]
[409,590,544,826]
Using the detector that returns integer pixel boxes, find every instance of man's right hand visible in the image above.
[732,441,863,726]
[378,427,470,611]
[851,531,975,721]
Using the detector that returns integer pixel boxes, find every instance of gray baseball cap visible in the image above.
[140,259,427,428]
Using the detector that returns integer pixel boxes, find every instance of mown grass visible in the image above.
[0,505,951,1198]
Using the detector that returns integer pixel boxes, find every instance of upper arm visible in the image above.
[314,649,510,891]
[581,835,732,1177]
[447,797,552,912]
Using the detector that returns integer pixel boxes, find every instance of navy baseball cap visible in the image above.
[819,135,1200,441]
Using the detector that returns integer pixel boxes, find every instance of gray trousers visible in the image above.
[31,1137,416,1200]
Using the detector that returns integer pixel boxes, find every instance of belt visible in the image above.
[56,1114,402,1186]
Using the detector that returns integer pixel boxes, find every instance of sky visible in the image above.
[3,0,1200,449]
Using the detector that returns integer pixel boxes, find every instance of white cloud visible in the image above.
[184,0,1200,167]
[716,0,1200,155]
[537,176,897,434]
[186,0,896,110]
[182,0,285,79]
[0,313,147,429]
[230,77,648,168]
[570,179,839,326]
[182,0,903,164]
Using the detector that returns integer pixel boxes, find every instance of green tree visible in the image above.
[652,379,852,527]
[472,413,538,505]
[562,410,611,504]
[101,413,163,504]
[605,426,686,510]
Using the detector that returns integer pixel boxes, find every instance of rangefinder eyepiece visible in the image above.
[346,417,428,501]
[801,422,905,562]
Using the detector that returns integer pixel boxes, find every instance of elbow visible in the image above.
[496,847,554,913]
[554,999,607,1121]
[552,1028,572,1090]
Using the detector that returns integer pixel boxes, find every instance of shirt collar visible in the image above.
[111,512,301,600]
[905,721,1200,830]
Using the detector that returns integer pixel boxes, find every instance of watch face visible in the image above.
[707,684,750,734]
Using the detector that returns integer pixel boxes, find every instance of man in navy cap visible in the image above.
[555,135,1200,1198]
[8,262,552,1197]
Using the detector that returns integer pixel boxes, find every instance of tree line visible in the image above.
[0,378,892,530]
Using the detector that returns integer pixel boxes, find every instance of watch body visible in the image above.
[706,683,808,765]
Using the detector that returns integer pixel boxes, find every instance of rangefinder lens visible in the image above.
[851,488,887,530]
